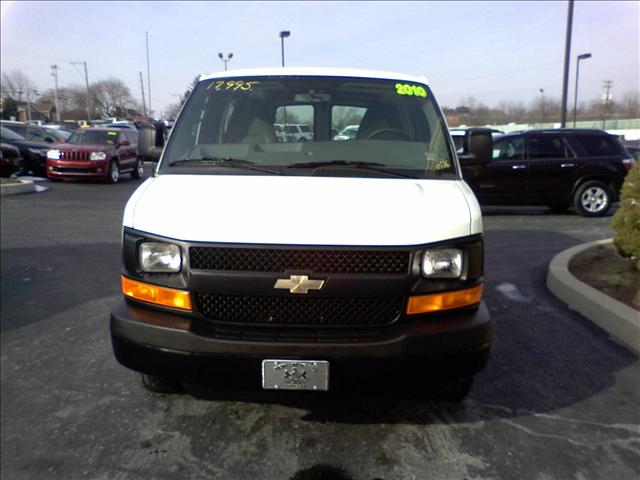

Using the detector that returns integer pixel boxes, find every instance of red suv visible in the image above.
[46,128,142,183]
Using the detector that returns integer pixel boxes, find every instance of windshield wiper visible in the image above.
[286,160,417,178]
[169,156,282,175]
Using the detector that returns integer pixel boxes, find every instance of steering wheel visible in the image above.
[366,128,412,141]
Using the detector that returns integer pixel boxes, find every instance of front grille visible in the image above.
[190,247,410,274]
[194,292,403,326]
[61,151,89,161]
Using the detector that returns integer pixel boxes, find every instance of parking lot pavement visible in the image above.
[1,173,639,480]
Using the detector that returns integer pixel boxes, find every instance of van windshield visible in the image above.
[159,76,457,179]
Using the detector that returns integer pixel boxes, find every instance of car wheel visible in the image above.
[140,373,184,394]
[573,180,613,217]
[131,158,144,179]
[108,159,120,184]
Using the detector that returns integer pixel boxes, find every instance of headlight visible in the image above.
[90,152,107,161]
[140,242,182,272]
[47,149,61,160]
[421,249,463,278]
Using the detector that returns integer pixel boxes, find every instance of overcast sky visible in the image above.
[1,1,638,118]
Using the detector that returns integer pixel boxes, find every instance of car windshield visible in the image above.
[159,76,457,179]
[0,126,25,141]
[67,130,118,145]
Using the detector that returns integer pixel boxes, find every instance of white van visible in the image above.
[110,68,493,400]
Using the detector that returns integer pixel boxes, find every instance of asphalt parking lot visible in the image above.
[1,168,639,480]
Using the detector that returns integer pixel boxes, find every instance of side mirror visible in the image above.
[138,124,162,161]
[458,128,493,166]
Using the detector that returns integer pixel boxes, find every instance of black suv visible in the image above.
[461,129,633,216]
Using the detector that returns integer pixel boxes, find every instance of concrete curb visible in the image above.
[0,179,37,196]
[547,238,640,354]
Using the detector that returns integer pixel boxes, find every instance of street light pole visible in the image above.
[218,53,233,71]
[560,0,575,127]
[279,30,290,67]
[573,53,591,127]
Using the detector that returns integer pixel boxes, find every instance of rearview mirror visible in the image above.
[458,128,493,166]
[138,124,162,162]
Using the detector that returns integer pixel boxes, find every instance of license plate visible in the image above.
[262,359,329,391]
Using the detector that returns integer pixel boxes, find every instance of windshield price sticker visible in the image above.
[395,83,427,97]
[208,80,260,92]
[107,131,118,136]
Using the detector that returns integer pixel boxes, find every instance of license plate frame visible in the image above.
[262,359,329,391]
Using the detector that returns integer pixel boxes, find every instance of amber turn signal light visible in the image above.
[406,284,483,315]
[121,276,192,311]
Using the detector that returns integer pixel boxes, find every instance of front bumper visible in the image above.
[47,160,109,178]
[110,298,491,388]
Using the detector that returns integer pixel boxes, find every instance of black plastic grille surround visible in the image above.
[190,247,410,274]
[194,292,404,326]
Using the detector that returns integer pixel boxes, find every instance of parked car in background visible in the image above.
[0,126,50,176]
[450,128,503,152]
[0,143,23,177]
[1,120,63,145]
[43,127,71,143]
[333,124,359,140]
[461,128,633,217]
[46,127,142,183]
[60,120,81,132]
[107,122,138,130]
[283,123,313,142]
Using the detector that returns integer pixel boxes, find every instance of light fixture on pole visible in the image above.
[218,53,233,71]
[573,53,592,127]
[279,31,290,67]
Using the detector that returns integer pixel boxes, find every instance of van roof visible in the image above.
[199,67,429,85]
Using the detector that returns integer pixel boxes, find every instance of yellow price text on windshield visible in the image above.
[395,83,427,97]
[208,80,260,92]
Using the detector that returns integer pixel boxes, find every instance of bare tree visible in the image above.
[619,90,640,119]
[90,78,134,118]
[1,70,36,100]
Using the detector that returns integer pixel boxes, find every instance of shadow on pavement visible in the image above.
[0,243,121,332]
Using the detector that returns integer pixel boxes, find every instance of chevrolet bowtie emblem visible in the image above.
[274,275,325,294]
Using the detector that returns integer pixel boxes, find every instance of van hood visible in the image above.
[124,174,480,246]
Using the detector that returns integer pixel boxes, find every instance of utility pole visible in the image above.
[539,89,546,123]
[560,0,574,127]
[139,72,147,116]
[71,61,91,120]
[602,80,613,129]
[146,31,152,118]
[51,65,61,122]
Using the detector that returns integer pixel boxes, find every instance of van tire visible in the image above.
[438,376,474,402]
[573,180,613,217]
[140,373,184,394]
